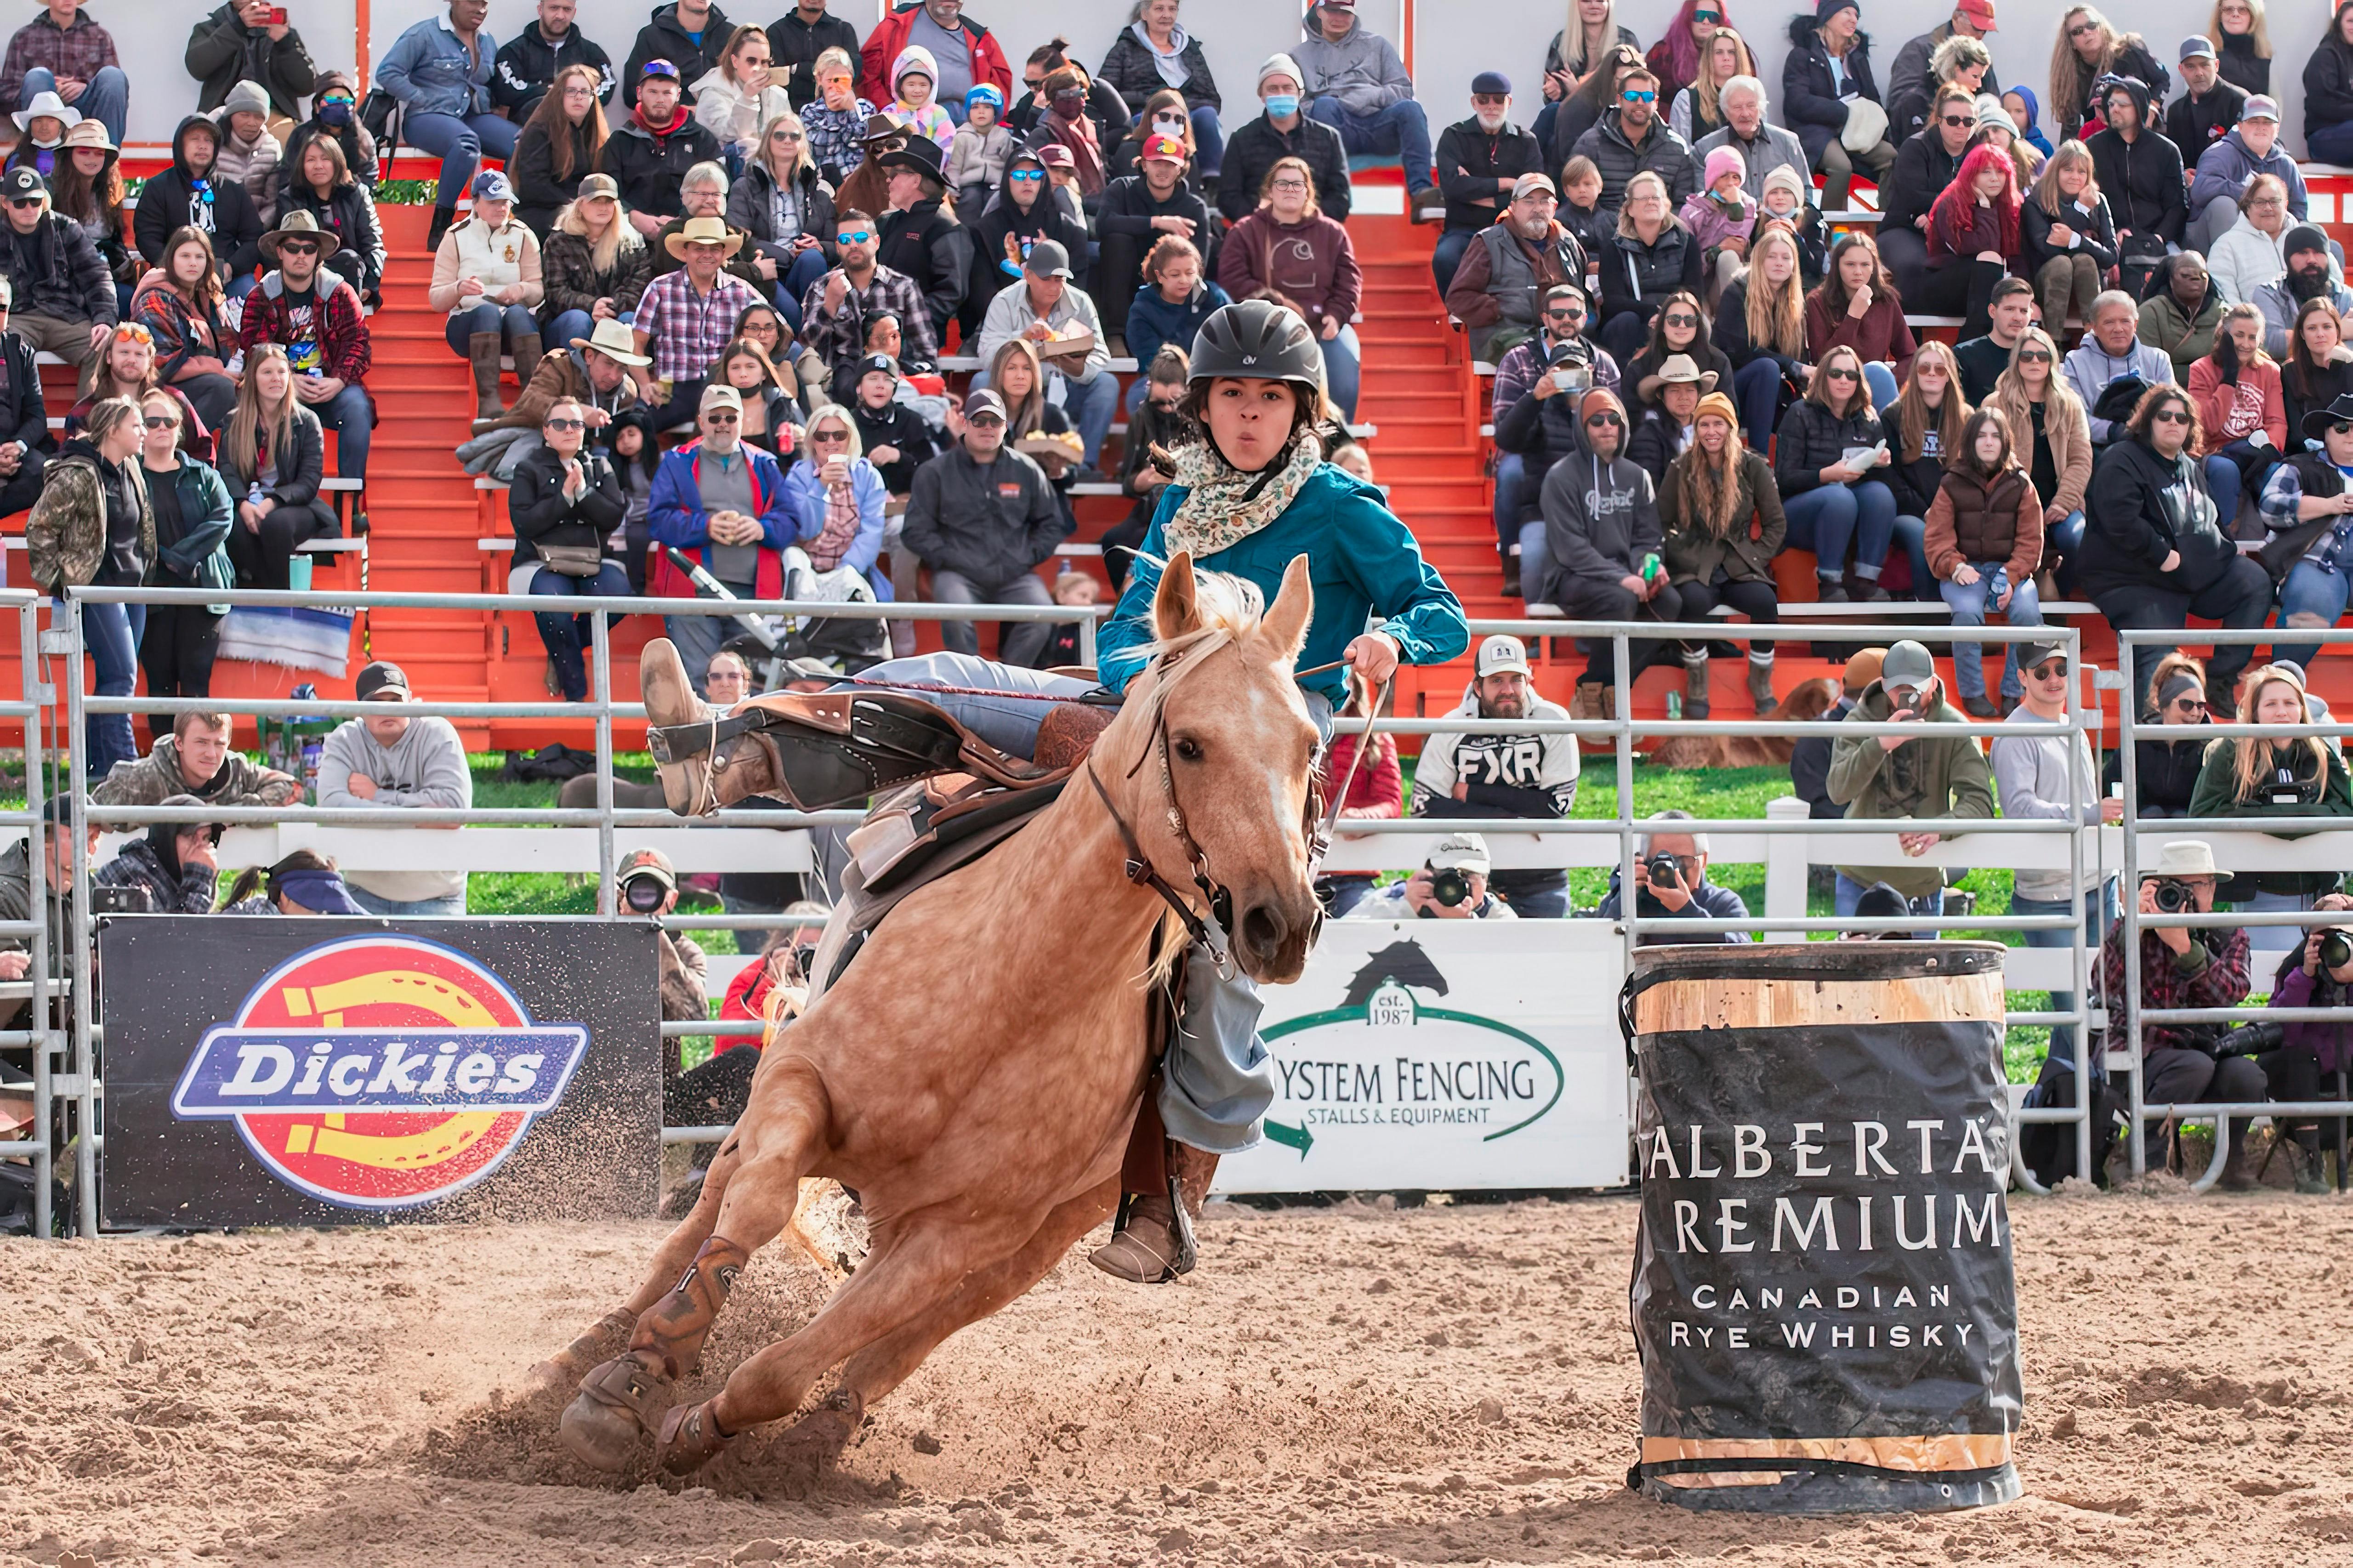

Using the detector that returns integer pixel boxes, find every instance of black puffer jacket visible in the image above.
[1880,130,1963,239]
[726,159,838,268]
[1097,27,1220,114]
[2019,190,2119,276]
[2101,729,2210,816]
[1773,398,1890,500]
[621,2,734,109]
[1595,222,1701,327]
[1570,109,1696,212]
[507,441,625,574]
[1781,20,1884,167]
[135,115,266,276]
[1219,113,1350,224]
[598,114,723,218]
[1493,373,1591,524]
[2078,434,2237,597]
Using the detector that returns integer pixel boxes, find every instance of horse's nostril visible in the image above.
[1242,904,1286,956]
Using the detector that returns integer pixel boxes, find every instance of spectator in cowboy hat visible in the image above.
[633,214,761,427]
[833,109,909,227]
[4,86,73,181]
[486,316,648,440]
[1627,352,1715,481]
[1348,832,1518,920]
[872,133,969,346]
[0,0,126,147]
[237,208,374,489]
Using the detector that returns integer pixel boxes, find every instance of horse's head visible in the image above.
[1123,551,1323,984]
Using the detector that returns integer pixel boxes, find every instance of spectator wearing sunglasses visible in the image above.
[1781,0,1896,213]
[26,395,145,774]
[64,321,211,463]
[1993,637,2120,1078]
[2103,652,2211,815]
[798,208,936,388]
[648,382,795,690]
[278,71,378,206]
[237,211,374,490]
[2080,384,2273,703]
[507,396,628,703]
[1569,65,1695,216]
[0,164,108,392]
[0,274,53,517]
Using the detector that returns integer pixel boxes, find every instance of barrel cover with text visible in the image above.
[1624,942,2023,1513]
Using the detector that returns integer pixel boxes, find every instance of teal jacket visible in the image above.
[1097,465,1467,704]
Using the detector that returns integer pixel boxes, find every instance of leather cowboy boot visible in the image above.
[639,637,784,816]
[468,331,505,420]
[512,331,545,394]
[1089,1142,1219,1284]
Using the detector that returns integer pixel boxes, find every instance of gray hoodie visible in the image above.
[1538,443,1658,603]
[317,711,475,904]
[1291,9,1412,117]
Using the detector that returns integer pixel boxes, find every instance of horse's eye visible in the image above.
[1173,736,1205,762]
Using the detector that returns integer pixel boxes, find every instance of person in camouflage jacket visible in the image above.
[92,712,300,808]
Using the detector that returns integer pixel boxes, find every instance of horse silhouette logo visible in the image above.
[171,935,591,1210]
[1341,940,1450,1008]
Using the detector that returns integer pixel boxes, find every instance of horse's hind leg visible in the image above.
[558,1061,830,1471]
[768,1179,1122,1483]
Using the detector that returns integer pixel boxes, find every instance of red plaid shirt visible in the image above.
[0,12,118,113]
[237,273,372,386]
[2097,921,2252,1057]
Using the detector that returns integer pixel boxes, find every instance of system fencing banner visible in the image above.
[1217,919,1630,1193]
[101,919,660,1227]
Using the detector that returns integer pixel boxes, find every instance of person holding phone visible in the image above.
[1824,637,1996,922]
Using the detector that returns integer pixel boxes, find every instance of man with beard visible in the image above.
[1407,635,1579,918]
[1431,72,1541,292]
[1569,65,1694,215]
[1444,173,1587,366]
[2252,225,2353,359]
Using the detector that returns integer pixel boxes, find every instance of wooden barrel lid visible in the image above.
[1630,943,2008,1034]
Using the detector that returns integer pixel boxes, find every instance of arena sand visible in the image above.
[8,1182,2353,1567]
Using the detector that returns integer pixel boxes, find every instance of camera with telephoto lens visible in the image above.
[2322,929,2353,973]
[1428,866,1473,908]
[622,875,668,914]
[2210,1020,2286,1059]
[2151,878,2199,915]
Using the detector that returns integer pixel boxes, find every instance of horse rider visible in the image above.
[636,298,1469,1283]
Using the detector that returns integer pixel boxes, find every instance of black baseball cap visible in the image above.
[355,661,411,701]
[856,352,897,382]
[0,167,44,201]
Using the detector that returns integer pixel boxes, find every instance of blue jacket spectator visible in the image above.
[1125,274,1230,399]
[378,3,521,247]
[2186,103,2305,255]
[779,421,888,588]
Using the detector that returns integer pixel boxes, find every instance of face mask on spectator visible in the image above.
[1263,93,1300,119]
[321,101,352,127]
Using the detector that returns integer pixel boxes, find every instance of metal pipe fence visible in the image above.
[12,586,2175,1229]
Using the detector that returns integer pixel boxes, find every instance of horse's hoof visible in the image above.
[656,1400,735,1477]
[523,1311,636,1400]
[558,1352,671,1472]
[774,1389,863,1488]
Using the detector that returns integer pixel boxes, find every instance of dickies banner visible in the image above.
[101,920,661,1227]
[1624,943,2023,1515]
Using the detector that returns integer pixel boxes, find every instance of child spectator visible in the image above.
[1925,406,2046,715]
[946,83,1012,214]
[1557,154,1610,261]
[889,45,954,152]
[1034,568,1100,668]
[801,47,874,184]
[1676,145,1755,309]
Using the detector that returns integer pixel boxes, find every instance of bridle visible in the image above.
[1083,653,1390,977]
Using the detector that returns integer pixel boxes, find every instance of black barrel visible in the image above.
[1624,942,2022,1514]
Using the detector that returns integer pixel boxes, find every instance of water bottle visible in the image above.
[1985,568,2006,614]
[290,683,323,801]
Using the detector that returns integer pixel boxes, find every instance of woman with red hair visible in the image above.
[1646,0,1734,107]
[1920,142,2022,337]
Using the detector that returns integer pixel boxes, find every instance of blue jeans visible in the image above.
[81,600,145,778]
[404,110,520,207]
[1730,356,1785,449]
[21,66,126,146]
[1834,872,1939,935]
[1518,518,1549,603]
[665,577,756,696]
[529,561,632,699]
[349,888,467,916]
[1494,450,1525,551]
[2312,121,2353,167]
[1320,323,1361,422]
[543,308,595,351]
[1937,567,2042,700]
[1783,480,1896,580]
[313,381,372,482]
[1306,96,1434,188]
[773,245,829,335]
[444,301,539,353]
[2275,558,2349,672]
[1433,226,1478,293]
[2014,885,2113,1076]
[2047,508,2086,595]
[1863,361,1899,413]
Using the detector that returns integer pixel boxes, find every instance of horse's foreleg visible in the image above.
[653,1204,1036,1477]
[560,1061,830,1472]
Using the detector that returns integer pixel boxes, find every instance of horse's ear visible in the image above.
[1153,551,1200,641]
[1258,553,1314,665]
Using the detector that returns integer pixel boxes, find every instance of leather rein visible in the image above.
[1083,659,1391,977]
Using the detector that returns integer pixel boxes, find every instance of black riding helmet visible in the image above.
[1188,299,1327,397]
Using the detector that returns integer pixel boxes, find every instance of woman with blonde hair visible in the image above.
[1986,326,2091,593]
[1596,170,1702,365]
[218,344,334,591]
[727,110,835,333]
[2191,664,2353,974]
[2210,0,2271,96]
[512,63,610,237]
[1661,387,1785,714]
[780,402,887,602]
[1668,26,1756,145]
[2020,140,2115,332]
[538,175,652,357]
[1713,223,1808,447]
[2048,6,2170,142]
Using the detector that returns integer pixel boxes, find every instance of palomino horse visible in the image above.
[540,554,1325,1478]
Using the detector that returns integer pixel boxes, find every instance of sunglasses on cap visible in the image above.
[835,229,872,244]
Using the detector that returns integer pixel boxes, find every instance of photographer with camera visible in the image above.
[1593,809,1752,944]
[92,795,225,915]
[2098,839,2263,1184]
[1825,637,1995,926]
[615,847,710,1033]
[2260,891,2353,1194]
[1349,834,1517,921]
